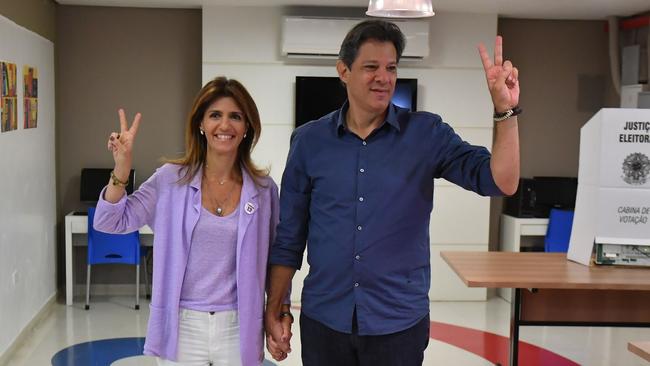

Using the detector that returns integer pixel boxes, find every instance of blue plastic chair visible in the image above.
[86,207,142,310]
[544,208,575,253]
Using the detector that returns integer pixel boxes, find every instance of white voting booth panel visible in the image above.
[569,108,650,265]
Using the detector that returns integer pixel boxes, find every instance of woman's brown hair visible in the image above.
[167,76,268,185]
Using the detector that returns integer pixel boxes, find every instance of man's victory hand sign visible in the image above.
[478,36,520,114]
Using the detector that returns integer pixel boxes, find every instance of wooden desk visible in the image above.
[499,215,549,301]
[65,212,153,306]
[441,251,650,366]
[629,341,650,363]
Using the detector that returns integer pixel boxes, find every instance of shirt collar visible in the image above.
[336,101,401,136]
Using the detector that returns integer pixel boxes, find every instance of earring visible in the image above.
[200,130,204,135]
[244,133,247,138]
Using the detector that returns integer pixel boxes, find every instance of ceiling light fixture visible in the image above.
[366,0,435,18]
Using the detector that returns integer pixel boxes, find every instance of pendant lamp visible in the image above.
[366,0,435,18]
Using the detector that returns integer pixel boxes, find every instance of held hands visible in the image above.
[478,36,520,113]
[107,109,141,168]
[264,309,293,361]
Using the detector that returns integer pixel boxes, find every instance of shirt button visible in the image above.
[354,282,360,287]
[362,141,367,146]
[357,225,362,231]
[355,255,360,260]
[358,197,364,202]
[359,168,365,173]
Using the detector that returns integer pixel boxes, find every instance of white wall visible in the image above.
[0,14,56,356]
[202,7,497,301]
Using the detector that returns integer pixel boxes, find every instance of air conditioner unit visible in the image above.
[281,16,429,60]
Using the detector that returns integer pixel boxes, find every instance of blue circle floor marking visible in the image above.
[51,337,145,366]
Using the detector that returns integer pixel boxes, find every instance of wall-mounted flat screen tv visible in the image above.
[295,76,417,128]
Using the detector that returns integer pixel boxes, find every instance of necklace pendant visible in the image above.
[216,207,223,216]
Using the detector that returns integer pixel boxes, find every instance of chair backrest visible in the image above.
[87,207,141,265]
[544,208,575,253]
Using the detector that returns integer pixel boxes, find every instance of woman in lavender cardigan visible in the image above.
[93,77,292,365]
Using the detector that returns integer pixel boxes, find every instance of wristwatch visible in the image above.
[493,106,522,122]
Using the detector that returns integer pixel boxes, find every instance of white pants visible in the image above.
[156,308,241,366]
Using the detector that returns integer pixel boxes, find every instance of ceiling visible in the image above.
[55,0,650,20]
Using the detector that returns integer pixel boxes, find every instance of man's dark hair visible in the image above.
[338,20,406,68]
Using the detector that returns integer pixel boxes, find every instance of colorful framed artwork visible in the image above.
[1,61,18,133]
[23,65,38,129]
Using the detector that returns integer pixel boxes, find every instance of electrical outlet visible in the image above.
[12,270,18,285]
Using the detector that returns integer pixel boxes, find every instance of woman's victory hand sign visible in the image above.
[107,109,142,166]
[478,36,520,113]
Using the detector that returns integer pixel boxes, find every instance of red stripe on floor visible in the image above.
[291,306,578,365]
[430,321,579,365]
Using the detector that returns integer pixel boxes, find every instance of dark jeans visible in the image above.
[300,311,430,366]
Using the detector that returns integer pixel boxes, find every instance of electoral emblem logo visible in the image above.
[245,202,256,214]
[622,152,650,185]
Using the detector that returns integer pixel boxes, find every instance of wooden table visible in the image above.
[629,341,650,363]
[441,251,650,366]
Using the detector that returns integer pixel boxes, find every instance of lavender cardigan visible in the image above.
[93,163,279,365]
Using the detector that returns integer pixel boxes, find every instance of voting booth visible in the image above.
[568,108,650,266]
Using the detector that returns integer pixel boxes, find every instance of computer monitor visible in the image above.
[80,168,135,203]
[295,76,417,128]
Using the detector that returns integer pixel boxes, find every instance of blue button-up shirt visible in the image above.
[270,102,503,335]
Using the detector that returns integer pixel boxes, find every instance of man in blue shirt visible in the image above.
[265,20,520,365]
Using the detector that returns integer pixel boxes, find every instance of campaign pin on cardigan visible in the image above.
[245,202,256,214]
